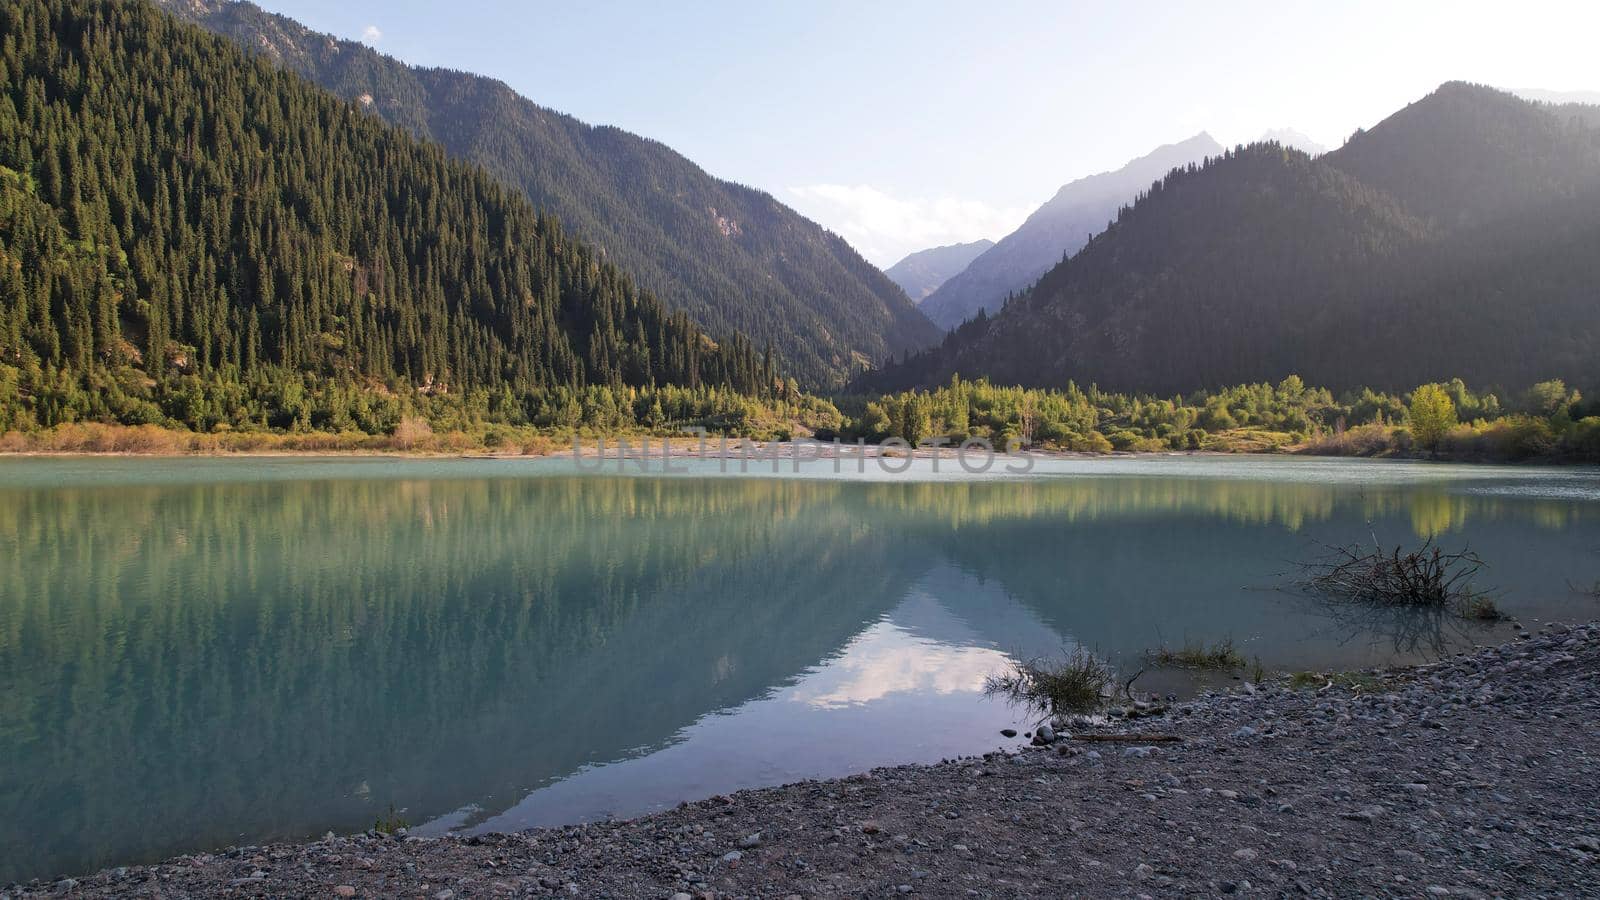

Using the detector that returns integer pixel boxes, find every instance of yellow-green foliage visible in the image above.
[1407,383,1458,452]
[851,375,1596,462]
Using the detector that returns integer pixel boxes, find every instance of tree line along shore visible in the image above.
[4,374,1598,464]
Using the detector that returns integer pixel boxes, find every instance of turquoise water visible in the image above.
[1,454,1597,882]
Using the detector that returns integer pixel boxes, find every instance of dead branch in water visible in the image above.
[1293,536,1501,620]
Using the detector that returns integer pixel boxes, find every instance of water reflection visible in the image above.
[0,457,1596,882]
[457,584,1030,837]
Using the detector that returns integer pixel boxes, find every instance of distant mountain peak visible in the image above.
[915,133,1222,330]
[854,82,1600,396]
[883,240,996,302]
[1257,128,1327,156]
[1509,87,1600,111]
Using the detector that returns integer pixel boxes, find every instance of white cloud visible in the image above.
[360,24,383,45]
[786,620,1008,709]
[787,184,1029,268]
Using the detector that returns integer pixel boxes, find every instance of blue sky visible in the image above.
[256,0,1600,265]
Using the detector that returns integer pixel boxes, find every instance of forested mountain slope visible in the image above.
[917,133,1221,330]
[155,0,941,387]
[0,0,783,432]
[856,84,1600,395]
[1327,81,1600,228]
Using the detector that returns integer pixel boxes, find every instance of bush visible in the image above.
[1148,638,1245,669]
[1437,416,1554,461]
[1301,423,1396,456]
[392,416,434,450]
[1561,417,1600,463]
[984,647,1114,716]
[1069,431,1114,453]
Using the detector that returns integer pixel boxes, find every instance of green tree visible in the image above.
[1408,383,1457,454]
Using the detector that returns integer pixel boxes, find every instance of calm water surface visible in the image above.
[2,454,1598,881]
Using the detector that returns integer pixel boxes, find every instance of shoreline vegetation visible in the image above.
[4,375,1599,464]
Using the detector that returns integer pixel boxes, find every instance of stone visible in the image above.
[1232,848,1258,862]
[1134,863,1155,880]
[739,832,762,848]
[334,887,357,898]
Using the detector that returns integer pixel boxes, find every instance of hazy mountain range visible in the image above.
[883,240,994,302]
[1513,88,1600,107]
[855,83,1600,394]
[915,133,1223,330]
[154,0,940,387]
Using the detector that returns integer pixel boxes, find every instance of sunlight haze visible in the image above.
[249,0,1600,264]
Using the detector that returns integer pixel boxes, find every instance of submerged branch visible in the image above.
[1292,536,1502,622]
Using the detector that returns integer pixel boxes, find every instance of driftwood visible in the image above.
[1070,733,1183,743]
[1294,536,1487,609]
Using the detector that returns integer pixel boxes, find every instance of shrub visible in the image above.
[392,416,434,450]
[1300,423,1396,456]
[1148,638,1245,669]
[1559,417,1600,463]
[984,647,1114,716]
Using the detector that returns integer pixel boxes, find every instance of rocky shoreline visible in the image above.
[11,624,1599,898]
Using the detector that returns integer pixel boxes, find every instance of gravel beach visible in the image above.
[10,623,1598,899]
